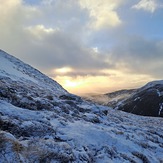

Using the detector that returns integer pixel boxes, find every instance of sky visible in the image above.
[0,0,163,95]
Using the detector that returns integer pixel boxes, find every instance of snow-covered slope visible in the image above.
[0,50,163,162]
[0,49,67,95]
[0,100,162,163]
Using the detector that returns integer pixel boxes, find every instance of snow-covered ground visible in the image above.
[0,49,163,162]
[0,100,162,162]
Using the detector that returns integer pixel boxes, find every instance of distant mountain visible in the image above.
[85,81,163,117]
[116,80,163,117]
[0,49,163,162]
[84,89,136,107]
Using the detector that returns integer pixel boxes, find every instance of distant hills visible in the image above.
[85,81,163,117]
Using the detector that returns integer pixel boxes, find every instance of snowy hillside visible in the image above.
[0,50,163,162]
[0,49,67,96]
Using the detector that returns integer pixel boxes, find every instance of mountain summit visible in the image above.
[0,50,163,162]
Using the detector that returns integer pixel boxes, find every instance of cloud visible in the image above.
[111,36,163,78]
[0,0,112,76]
[23,24,112,71]
[79,0,123,29]
[132,0,158,13]
[39,0,89,32]
[0,0,40,52]
[26,25,59,40]
[51,67,111,77]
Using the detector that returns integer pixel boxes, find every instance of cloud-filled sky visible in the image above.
[0,0,163,95]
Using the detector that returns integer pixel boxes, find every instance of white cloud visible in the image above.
[79,0,123,29]
[132,0,158,13]
[26,25,59,40]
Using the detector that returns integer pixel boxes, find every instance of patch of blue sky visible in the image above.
[118,6,163,40]
[23,0,41,6]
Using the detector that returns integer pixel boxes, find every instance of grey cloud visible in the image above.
[111,36,163,78]
[0,0,112,77]
[39,0,90,36]
[19,29,112,72]
[50,70,112,78]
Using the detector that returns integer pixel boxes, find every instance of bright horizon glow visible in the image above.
[54,71,155,95]
[54,67,73,74]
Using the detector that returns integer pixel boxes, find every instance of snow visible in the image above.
[141,80,163,90]
[0,100,163,162]
[134,97,140,101]
[0,52,37,82]
[159,103,163,116]
[0,50,67,96]
[0,49,163,162]
[156,89,163,97]
[156,89,161,97]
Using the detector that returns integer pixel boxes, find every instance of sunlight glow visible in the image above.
[54,67,73,74]
[92,47,99,53]
[54,71,155,95]
[64,80,82,88]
